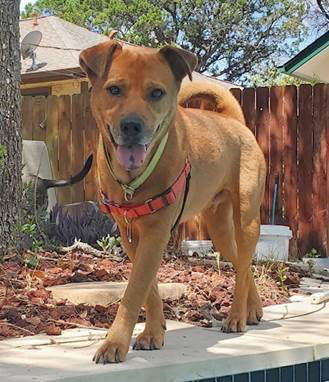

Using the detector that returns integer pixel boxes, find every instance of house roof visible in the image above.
[279,31,329,83]
[189,72,241,89]
[20,15,240,88]
[20,15,106,83]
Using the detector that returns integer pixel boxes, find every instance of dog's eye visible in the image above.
[107,86,121,96]
[150,88,165,100]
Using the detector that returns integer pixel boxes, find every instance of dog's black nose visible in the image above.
[120,117,144,137]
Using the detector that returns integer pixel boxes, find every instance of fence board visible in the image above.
[32,96,46,141]
[230,88,242,104]
[282,86,298,257]
[269,86,284,225]
[84,92,99,201]
[256,87,270,223]
[242,87,256,135]
[312,84,328,255]
[57,95,72,204]
[21,96,34,140]
[298,85,313,257]
[45,96,59,181]
[71,93,85,202]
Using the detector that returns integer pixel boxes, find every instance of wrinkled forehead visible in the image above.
[108,47,176,87]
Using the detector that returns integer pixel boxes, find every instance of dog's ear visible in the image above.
[159,46,198,82]
[79,40,122,81]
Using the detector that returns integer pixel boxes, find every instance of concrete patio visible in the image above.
[0,298,328,382]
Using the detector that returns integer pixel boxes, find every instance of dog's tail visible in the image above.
[179,74,245,125]
[34,154,93,190]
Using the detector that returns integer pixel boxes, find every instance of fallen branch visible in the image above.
[58,239,124,261]
[2,320,35,336]
[48,318,108,331]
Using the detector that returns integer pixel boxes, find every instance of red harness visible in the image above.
[99,159,191,221]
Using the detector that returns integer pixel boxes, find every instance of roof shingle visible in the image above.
[20,15,239,88]
[20,15,106,75]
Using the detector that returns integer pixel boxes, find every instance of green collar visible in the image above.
[104,133,169,201]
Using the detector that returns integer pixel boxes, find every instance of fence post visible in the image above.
[312,84,328,256]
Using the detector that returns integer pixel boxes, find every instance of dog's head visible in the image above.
[79,40,197,171]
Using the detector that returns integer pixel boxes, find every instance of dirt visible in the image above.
[0,251,308,340]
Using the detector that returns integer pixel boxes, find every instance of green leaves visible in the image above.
[22,0,309,84]
[24,253,39,269]
[97,234,121,252]
[19,222,44,252]
[0,144,6,168]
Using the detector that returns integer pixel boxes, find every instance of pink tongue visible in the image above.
[116,145,147,170]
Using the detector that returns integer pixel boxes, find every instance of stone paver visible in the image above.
[48,282,187,306]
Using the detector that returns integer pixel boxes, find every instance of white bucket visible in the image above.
[181,240,213,256]
[22,140,57,212]
[255,225,292,262]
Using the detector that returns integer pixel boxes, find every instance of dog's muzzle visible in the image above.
[108,115,155,170]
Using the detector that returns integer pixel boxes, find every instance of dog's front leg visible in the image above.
[133,278,166,350]
[93,225,170,364]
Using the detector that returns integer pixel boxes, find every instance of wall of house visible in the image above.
[21,78,89,96]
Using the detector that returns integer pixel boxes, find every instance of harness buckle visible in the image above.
[145,198,156,213]
[122,185,135,201]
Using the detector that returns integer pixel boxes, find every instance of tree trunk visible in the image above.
[0,0,22,255]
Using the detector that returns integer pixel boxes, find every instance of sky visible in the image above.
[20,0,36,11]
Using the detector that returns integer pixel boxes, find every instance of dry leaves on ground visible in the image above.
[0,251,307,339]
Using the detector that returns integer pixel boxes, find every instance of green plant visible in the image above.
[276,262,289,290]
[16,181,49,252]
[24,253,39,269]
[19,223,44,252]
[97,234,121,252]
[304,248,320,274]
[49,203,118,246]
[0,144,6,168]
[304,248,321,258]
[306,259,315,274]
[215,251,221,272]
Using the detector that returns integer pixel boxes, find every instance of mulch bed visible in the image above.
[0,251,308,340]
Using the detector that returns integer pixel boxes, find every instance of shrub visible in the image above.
[18,181,118,251]
[49,203,118,246]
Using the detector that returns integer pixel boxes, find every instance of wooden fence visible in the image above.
[22,86,99,205]
[22,84,329,258]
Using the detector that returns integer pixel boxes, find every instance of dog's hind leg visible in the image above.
[234,218,263,327]
[203,189,262,332]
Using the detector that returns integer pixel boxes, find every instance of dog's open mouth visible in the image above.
[116,144,148,171]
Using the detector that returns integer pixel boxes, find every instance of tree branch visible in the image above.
[317,0,329,20]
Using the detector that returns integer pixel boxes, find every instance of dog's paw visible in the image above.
[133,330,164,351]
[247,304,263,325]
[221,313,246,333]
[93,338,129,364]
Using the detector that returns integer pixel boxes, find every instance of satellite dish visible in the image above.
[21,31,42,71]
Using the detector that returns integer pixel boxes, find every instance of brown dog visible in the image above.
[79,40,266,364]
